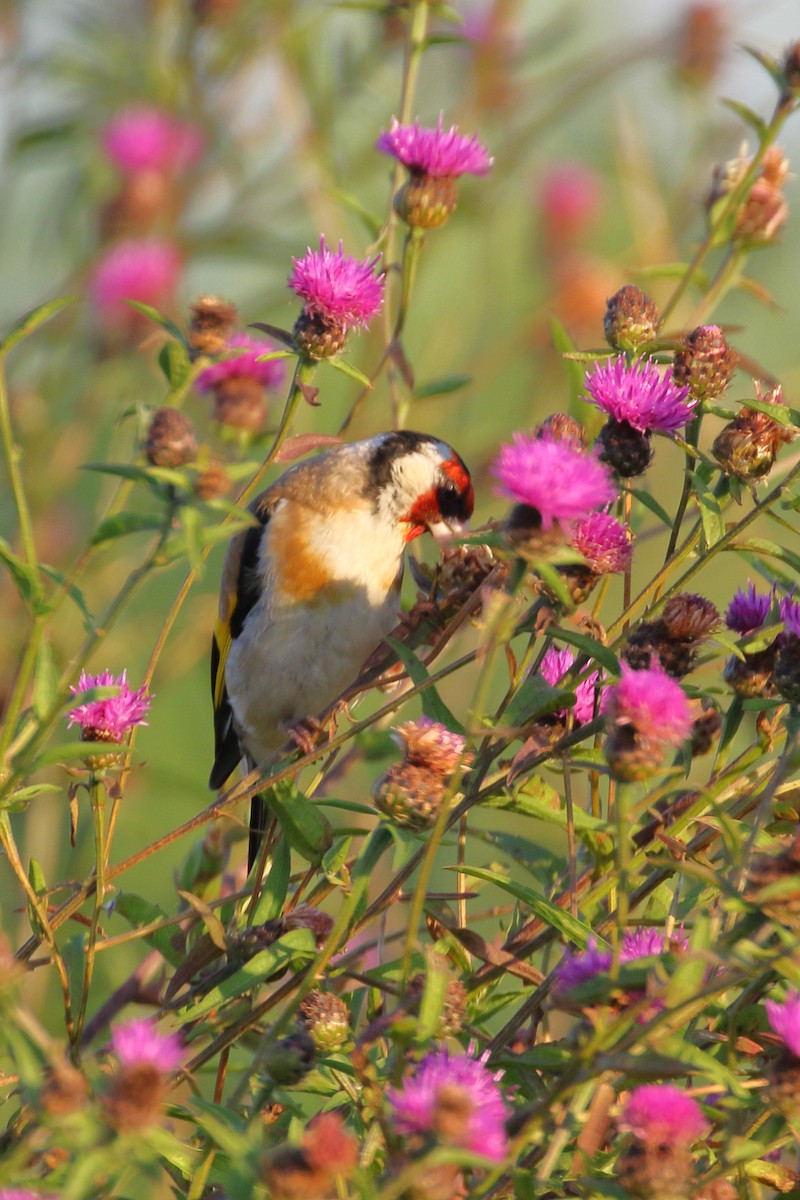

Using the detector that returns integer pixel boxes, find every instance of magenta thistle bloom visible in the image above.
[0,1192,59,1200]
[621,926,688,960]
[766,990,800,1057]
[90,239,181,329]
[619,1084,709,1147]
[376,116,492,179]
[110,1018,183,1072]
[584,357,697,435]
[780,596,800,639]
[388,1047,508,1161]
[68,670,152,742]
[725,581,775,633]
[288,237,384,332]
[102,105,203,175]
[571,511,632,575]
[195,333,286,393]
[540,645,600,726]
[493,432,616,527]
[604,662,693,748]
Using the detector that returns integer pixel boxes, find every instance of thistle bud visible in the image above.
[194,458,231,500]
[747,833,800,929]
[394,174,460,229]
[211,375,266,433]
[690,706,722,756]
[713,384,794,480]
[407,974,468,1037]
[145,406,198,468]
[723,648,777,698]
[292,309,349,362]
[707,144,790,245]
[372,718,471,832]
[596,419,654,479]
[299,990,350,1052]
[671,325,736,401]
[189,295,239,357]
[782,41,800,97]
[537,412,586,447]
[675,3,728,89]
[775,635,800,706]
[603,285,661,353]
[261,1028,316,1087]
[281,905,335,948]
[40,1059,90,1116]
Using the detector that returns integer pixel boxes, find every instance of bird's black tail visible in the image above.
[248,792,268,872]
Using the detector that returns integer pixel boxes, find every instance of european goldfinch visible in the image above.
[210,430,474,865]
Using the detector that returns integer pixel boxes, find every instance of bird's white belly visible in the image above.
[226,589,399,765]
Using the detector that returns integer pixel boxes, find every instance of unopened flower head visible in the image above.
[672,324,736,401]
[110,1018,184,1072]
[376,116,492,178]
[603,286,661,354]
[388,1046,508,1161]
[605,662,693,748]
[725,582,775,634]
[195,333,286,393]
[540,645,600,726]
[584,357,697,436]
[707,142,790,244]
[288,237,384,358]
[392,715,471,775]
[493,432,616,528]
[620,1084,709,1147]
[102,105,203,175]
[766,990,800,1058]
[90,238,181,330]
[68,670,152,743]
[571,511,632,575]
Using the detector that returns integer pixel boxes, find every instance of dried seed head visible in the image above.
[671,325,736,401]
[616,1139,694,1200]
[194,458,231,500]
[596,419,654,478]
[675,3,728,89]
[299,990,350,1052]
[282,906,334,947]
[372,763,447,831]
[723,648,777,698]
[707,144,790,245]
[211,375,267,433]
[536,412,586,447]
[145,406,198,468]
[392,717,471,775]
[407,974,468,1037]
[603,285,661,353]
[40,1060,90,1116]
[690,706,722,756]
[775,634,800,705]
[783,40,800,95]
[604,724,667,783]
[189,295,239,357]
[661,593,720,642]
[713,384,794,480]
[103,1063,168,1132]
[622,622,698,679]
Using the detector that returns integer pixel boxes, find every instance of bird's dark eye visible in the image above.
[436,477,464,518]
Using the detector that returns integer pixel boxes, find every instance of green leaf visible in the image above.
[91,512,166,546]
[172,928,316,1022]
[126,301,187,345]
[158,339,191,390]
[179,504,203,573]
[82,461,188,490]
[719,97,768,138]
[386,638,465,732]
[249,833,291,924]
[548,626,620,675]
[691,465,725,550]
[458,864,597,946]
[325,356,372,388]
[415,965,449,1043]
[502,673,573,728]
[739,43,784,83]
[264,780,334,865]
[26,856,48,939]
[414,374,472,399]
[637,262,709,290]
[0,296,75,357]
[549,317,587,413]
[321,835,352,889]
[629,487,673,529]
[113,892,184,966]
[327,188,382,238]
[488,779,606,833]
[0,537,42,606]
[32,640,58,722]
[39,565,94,631]
[30,740,124,767]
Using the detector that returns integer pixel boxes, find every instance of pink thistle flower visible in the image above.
[571,511,632,575]
[780,596,800,639]
[0,1192,60,1200]
[67,670,151,743]
[288,237,384,333]
[102,105,203,175]
[110,1018,183,1072]
[388,1046,508,1161]
[493,432,616,527]
[621,926,688,960]
[584,357,697,435]
[376,115,492,178]
[604,662,693,748]
[725,581,775,634]
[619,1084,709,1147]
[539,162,603,243]
[195,333,286,393]
[766,990,800,1057]
[540,645,600,726]
[89,239,181,329]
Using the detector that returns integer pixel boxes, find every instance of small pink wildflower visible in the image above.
[102,105,203,175]
[604,662,693,748]
[540,645,600,726]
[67,670,151,742]
[493,432,616,527]
[195,333,286,393]
[288,237,384,333]
[110,1018,183,1072]
[766,990,800,1057]
[584,357,697,435]
[376,116,492,178]
[619,1084,708,1147]
[539,163,602,242]
[571,511,632,575]
[90,239,181,329]
[388,1046,508,1161]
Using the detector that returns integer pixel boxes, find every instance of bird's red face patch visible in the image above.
[402,486,439,542]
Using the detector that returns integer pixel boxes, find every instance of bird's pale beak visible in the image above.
[429,517,470,545]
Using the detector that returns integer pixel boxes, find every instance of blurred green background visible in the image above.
[2,0,800,1024]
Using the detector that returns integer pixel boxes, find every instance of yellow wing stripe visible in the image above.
[213,600,235,711]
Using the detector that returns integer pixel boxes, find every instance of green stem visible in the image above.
[72,775,108,1057]
[663,415,702,565]
[0,355,39,574]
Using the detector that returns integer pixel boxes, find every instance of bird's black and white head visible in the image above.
[365,430,474,544]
